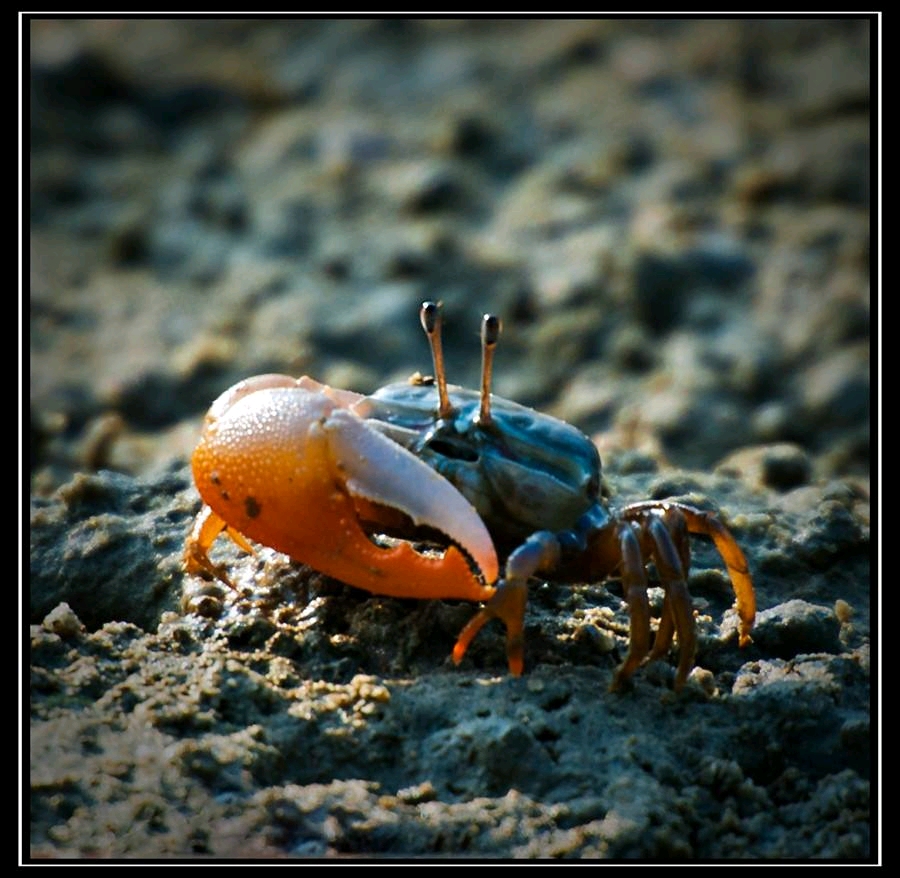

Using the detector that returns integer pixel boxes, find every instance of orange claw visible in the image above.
[187,376,499,603]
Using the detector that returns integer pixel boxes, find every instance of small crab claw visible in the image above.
[190,383,499,603]
[452,530,561,676]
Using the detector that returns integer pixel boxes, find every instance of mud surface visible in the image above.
[29,18,873,860]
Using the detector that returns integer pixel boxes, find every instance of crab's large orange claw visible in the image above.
[188,377,498,601]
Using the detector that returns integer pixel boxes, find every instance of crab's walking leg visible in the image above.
[453,531,560,675]
[609,523,652,691]
[645,515,695,691]
[678,506,755,646]
[184,505,257,589]
[624,501,756,648]
[643,508,690,666]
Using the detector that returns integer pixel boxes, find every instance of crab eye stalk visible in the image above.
[420,301,453,419]
[479,313,501,426]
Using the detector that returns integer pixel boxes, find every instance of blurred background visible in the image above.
[29,18,871,489]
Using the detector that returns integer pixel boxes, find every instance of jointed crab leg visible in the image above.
[643,510,689,668]
[645,515,695,690]
[622,501,756,648]
[609,522,651,690]
[184,504,256,588]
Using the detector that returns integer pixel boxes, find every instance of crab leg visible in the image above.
[452,530,560,675]
[609,523,651,691]
[623,501,756,648]
[645,515,695,691]
[678,506,755,646]
[184,504,257,588]
[644,509,689,664]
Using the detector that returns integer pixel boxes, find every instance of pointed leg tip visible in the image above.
[184,547,232,589]
[609,667,633,693]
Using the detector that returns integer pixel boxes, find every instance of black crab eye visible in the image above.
[424,435,479,462]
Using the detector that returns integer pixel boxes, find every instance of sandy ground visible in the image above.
[28,18,874,860]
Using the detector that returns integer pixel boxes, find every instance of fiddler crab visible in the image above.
[185,301,756,691]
